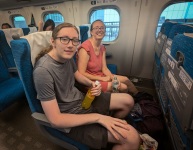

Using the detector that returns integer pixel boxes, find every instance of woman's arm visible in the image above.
[38,20,43,32]
[77,48,107,81]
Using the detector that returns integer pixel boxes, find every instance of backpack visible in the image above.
[130,92,164,138]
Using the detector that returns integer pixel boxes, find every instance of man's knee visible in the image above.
[124,126,141,149]
[125,94,134,108]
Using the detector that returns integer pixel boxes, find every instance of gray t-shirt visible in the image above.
[33,54,86,113]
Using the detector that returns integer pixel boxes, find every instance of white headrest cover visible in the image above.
[29,27,38,34]
[22,31,52,66]
[184,33,193,38]
[3,28,24,47]
[76,26,81,41]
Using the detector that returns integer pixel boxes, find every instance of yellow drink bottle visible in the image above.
[82,81,99,109]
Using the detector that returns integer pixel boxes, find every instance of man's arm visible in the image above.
[74,70,93,87]
[74,70,101,96]
[41,98,130,140]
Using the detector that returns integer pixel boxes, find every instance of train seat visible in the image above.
[159,33,193,149]
[10,31,89,150]
[170,33,193,79]
[0,53,25,111]
[0,28,24,68]
[22,26,38,35]
[22,28,30,35]
[155,21,178,58]
[81,24,91,38]
[160,24,193,64]
[153,21,178,90]
[157,24,193,114]
[153,22,178,112]
[79,25,90,43]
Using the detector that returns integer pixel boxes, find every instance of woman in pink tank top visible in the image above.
[77,20,138,95]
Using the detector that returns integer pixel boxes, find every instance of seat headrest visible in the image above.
[81,24,91,38]
[21,31,52,66]
[2,28,24,46]
[29,27,38,34]
[12,33,20,40]
[75,26,81,41]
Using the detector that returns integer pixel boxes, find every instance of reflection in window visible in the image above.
[90,8,120,42]
[13,16,28,28]
[44,12,64,26]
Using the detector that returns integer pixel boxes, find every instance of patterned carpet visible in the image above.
[0,79,172,150]
[0,100,64,150]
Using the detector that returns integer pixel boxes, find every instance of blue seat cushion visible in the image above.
[107,64,117,74]
[0,30,16,67]
[0,59,10,82]
[0,77,25,111]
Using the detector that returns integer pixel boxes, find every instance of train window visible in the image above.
[13,15,28,28]
[156,2,193,36]
[90,8,120,42]
[44,12,64,26]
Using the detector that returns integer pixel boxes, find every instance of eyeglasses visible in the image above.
[92,26,106,31]
[56,37,80,46]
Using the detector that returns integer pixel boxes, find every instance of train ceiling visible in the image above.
[0,0,70,10]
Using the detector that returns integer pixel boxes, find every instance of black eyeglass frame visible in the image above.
[56,37,80,46]
[91,26,106,31]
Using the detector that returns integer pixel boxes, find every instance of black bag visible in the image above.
[131,92,164,137]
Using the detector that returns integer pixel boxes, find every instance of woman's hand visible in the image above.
[97,115,130,140]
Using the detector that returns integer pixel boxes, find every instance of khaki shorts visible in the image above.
[66,92,111,149]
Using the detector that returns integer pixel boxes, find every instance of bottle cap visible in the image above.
[95,80,99,85]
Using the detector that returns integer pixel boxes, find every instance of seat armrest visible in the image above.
[31,112,70,133]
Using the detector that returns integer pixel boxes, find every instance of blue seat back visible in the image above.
[22,27,38,35]
[22,28,30,35]
[168,24,193,40]
[0,28,25,68]
[160,21,178,38]
[153,22,178,88]
[0,52,25,111]
[79,25,90,43]
[0,53,10,82]
[11,38,43,113]
[170,33,193,79]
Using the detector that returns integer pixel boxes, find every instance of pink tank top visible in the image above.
[78,40,106,76]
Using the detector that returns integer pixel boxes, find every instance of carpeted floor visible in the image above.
[0,100,64,150]
[0,78,173,150]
